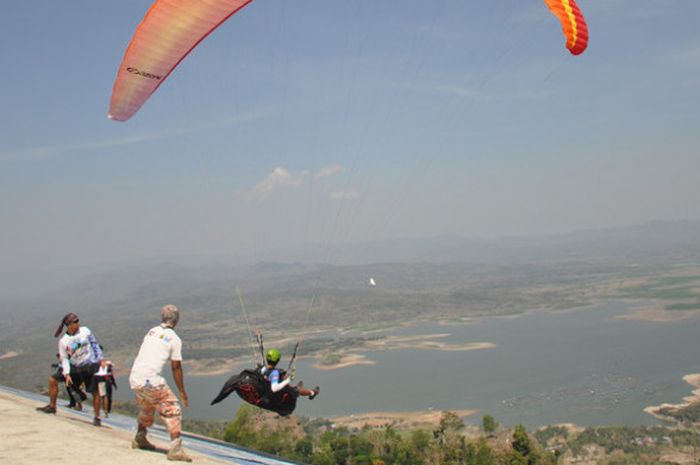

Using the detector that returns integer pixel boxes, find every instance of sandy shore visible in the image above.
[366,334,496,352]
[186,358,249,376]
[185,332,496,375]
[330,409,476,430]
[644,373,700,422]
[0,350,18,360]
[615,301,700,323]
[312,353,377,370]
[0,391,230,465]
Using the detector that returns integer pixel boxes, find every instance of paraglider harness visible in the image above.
[211,288,310,416]
[211,334,302,416]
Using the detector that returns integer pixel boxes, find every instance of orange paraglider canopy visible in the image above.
[109,1,588,122]
[109,0,253,122]
[543,0,589,56]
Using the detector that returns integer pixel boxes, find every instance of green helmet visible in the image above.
[266,348,281,365]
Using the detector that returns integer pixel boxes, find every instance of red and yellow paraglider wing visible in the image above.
[109,0,253,122]
[543,0,588,56]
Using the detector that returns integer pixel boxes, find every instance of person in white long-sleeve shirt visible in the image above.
[37,312,104,426]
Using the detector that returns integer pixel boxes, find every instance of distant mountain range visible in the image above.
[2,220,700,304]
[249,220,700,265]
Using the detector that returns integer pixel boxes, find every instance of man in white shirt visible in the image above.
[129,304,191,462]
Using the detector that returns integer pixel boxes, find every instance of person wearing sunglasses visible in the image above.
[36,312,104,426]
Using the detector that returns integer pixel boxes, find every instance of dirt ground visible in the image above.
[0,391,231,465]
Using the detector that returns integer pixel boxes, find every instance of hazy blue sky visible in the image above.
[1,0,699,273]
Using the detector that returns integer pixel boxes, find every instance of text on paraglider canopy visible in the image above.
[126,67,162,80]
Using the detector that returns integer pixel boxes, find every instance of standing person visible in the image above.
[129,304,191,462]
[37,313,104,426]
[95,358,116,417]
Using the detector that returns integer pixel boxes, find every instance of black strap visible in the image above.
[287,339,300,371]
[256,332,266,365]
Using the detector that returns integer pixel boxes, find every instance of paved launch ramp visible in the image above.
[0,385,305,465]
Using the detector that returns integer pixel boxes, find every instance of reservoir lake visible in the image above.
[117,301,700,428]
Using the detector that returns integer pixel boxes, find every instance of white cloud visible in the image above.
[242,167,304,202]
[238,164,345,202]
[314,164,343,178]
[330,188,360,200]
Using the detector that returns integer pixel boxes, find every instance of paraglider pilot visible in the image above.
[261,348,319,400]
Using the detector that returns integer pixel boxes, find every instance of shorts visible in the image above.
[70,363,101,394]
[51,368,67,383]
[94,375,109,397]
[51,367,84,386]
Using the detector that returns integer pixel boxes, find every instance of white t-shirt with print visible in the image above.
[129,325,182,389]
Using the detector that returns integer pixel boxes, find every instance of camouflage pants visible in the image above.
[134,384,182,436]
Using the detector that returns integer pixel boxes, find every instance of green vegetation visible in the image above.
[615,275,700,301]
[664,302,700,311]
[657,402,700,424]
[320,352,343,366]
[533,425,569,445]
[217,409,563,465]
[569,425,700,455]
[84,399,700,465]
[655,276,700,287]
[481,415,498,435]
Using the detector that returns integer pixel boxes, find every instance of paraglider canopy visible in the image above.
[543,0,589,55]
[109,0,588,121]
[108,0,254,121]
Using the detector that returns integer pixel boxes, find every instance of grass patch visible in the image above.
[617,275,700,300]
[655,275,700,286]
[665,302,700,311]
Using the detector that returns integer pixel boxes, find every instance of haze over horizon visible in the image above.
[2,1,699,276]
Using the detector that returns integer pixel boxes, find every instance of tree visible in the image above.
[331,435,350,465]
[482,415,498,435]
[434,411,465,446]
[508,451,527,465]
[439,411,466,433]
[475,439,495,465]
[511,424,544,465]
[294,437,313,462]
[409,429,432,452]
[350,434,374,464]
[222,404,258,447]
[512,424,532,458]
[311,451,336,465]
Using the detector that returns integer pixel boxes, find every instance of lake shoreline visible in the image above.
[330,408,477,430]
[0,351,18,360]
[185,336,497,376]
[312,353,377,370]
[644,373,700,422]
[146,301,700,379]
